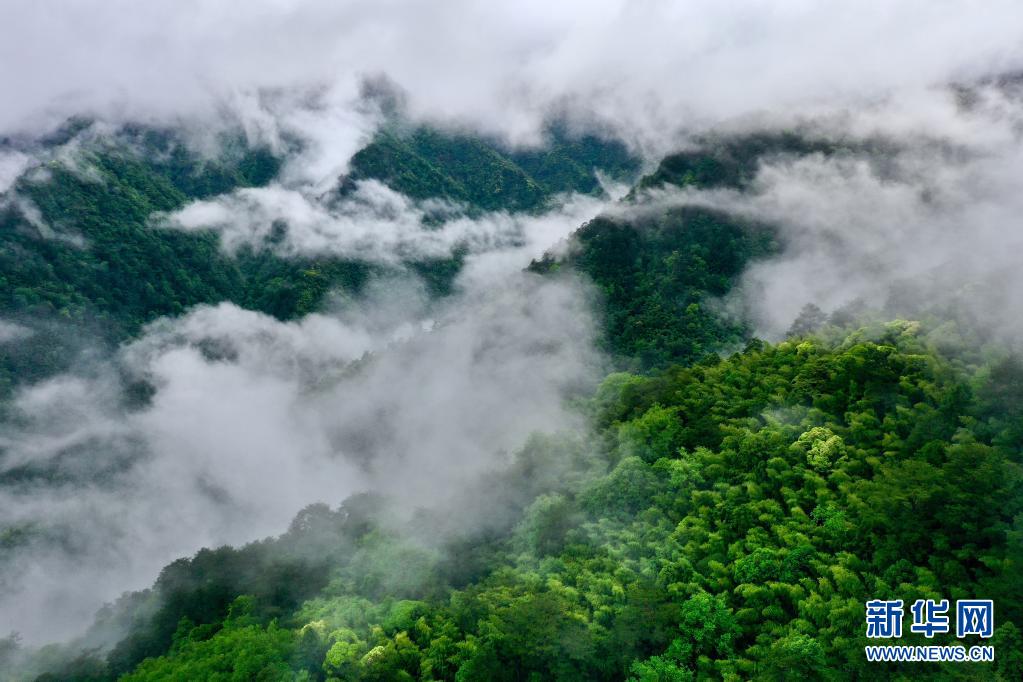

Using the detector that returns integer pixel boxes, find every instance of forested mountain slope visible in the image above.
[4,129,1022,681]
[2,124,636,336]
[530,207,776,369]
[529,133,837,369]
[346,126,639,211]
[0,135,366,399]
[21,322,1022,681]
[632,133,836,194]
[0,124,638,398]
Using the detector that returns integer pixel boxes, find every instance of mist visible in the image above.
[0,263,601,644]
[4,0,1023,661]
[0,53,619,643]
[605,83,1023,340]
[4,1,1023,153]
[164,179,613,264]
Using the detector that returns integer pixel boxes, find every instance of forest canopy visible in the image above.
[15,320,1021,681]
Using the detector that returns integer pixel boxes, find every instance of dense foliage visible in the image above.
[633,133,836,193]
[0,125,638,398]
[20,322,1022,681]
[2,136,278,329]
[0,134,375,399]
[530,207,776,369]
[347,126,639,212]
[526,135,848,370]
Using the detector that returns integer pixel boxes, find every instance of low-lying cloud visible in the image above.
[615,85,1023,340]
[0,265,600,644]
[164,178,611,265]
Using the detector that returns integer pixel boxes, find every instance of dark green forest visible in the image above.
[346,125,639,212]
[2,127,1021,680]
[530,208,776,370]
[21,324,1023,681]
[0,124,635,400]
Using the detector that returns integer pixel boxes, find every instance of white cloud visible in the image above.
[617,87,1023,339]
[0,320,33,344]
[0,152,31,194]
[3,1,1023,152]
[164,178,610,266]
[0,267,599,643]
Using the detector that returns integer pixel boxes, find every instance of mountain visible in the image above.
[22,322,1023,681]
[632,132,837,194]
[0,123,639,399]
[346,125,639,211]
[530,207,776,369]
[4,127,1022,682]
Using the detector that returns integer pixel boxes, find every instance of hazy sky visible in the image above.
[3,1,1023,149]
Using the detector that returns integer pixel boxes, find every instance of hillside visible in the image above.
[1,127,1018,680]
[530,207,776,370]
[0,124,639,399]
[346,125,639,212]
[19,322,1021,681]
